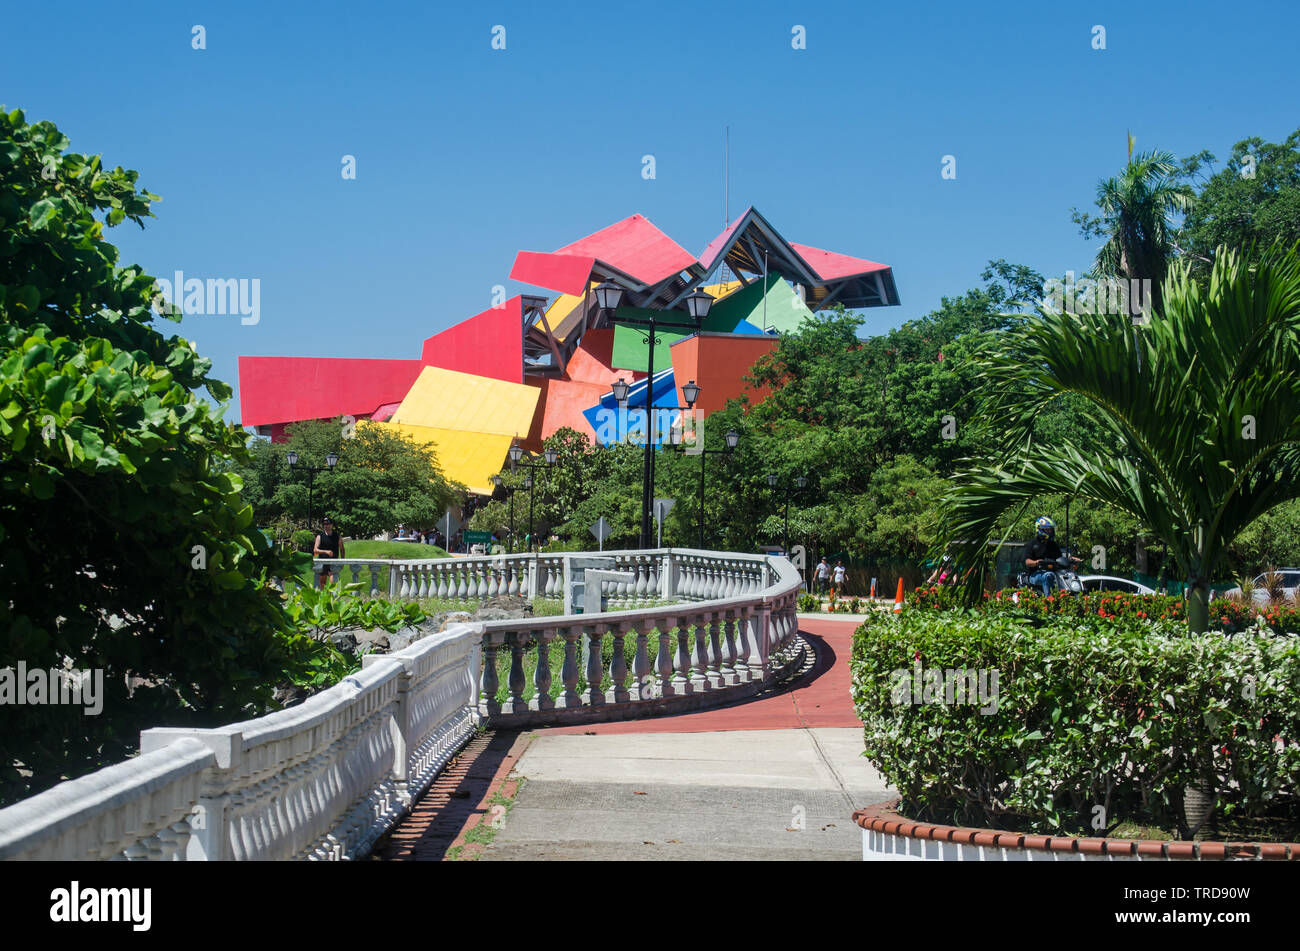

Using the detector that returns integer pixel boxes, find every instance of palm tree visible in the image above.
[1079,148,1195,316]
[944,245,1300,633]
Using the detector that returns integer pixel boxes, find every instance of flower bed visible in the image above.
[850,608,1300,838]
[904,584,1300,634]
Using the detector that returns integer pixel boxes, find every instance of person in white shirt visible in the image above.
[815,558,830,594]
[832,561,847,592]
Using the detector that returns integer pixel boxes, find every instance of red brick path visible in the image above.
[541,616,862,735]
[378,617,862,859]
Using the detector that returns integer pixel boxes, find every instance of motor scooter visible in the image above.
[1016,545,1083,594]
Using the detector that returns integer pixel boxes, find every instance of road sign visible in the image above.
[653,498,675,523]
[463,530,492,551]
[653,498,675,547]
[589,517,612,551]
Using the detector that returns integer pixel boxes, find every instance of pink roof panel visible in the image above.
[510,251,598,296]
[238,356,425,427]
[789,242,890,281]
[698,206,753,271]
[555,214,696,287]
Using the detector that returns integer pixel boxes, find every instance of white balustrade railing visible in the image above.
[0,549,800,859]
[0,626,479,861]
[475,548,801,724]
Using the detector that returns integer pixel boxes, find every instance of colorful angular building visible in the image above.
[238,207,898,495]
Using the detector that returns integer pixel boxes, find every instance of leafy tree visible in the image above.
[233,419,460,540]
[1072,147,1195,314]
[1176,128,1300,273]
[0,108,315,801]
[944,246,1300,632]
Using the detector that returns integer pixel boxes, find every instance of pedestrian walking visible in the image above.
[815,557,830,595]
[832,561,847,594]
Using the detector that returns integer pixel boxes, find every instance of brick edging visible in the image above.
[852,799,1299,861]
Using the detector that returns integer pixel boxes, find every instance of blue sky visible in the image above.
[5,0,1297,421]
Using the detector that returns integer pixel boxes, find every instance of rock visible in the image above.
[327,631,358,652]
[273,684,311,708]
[355,629,390,652]
[471,595,533,623]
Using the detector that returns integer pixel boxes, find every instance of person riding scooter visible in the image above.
[1023,516,1081,596]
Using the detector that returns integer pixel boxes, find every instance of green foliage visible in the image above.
[1072,146,1194,314]
[851,610,1300,835]
[946,246,1300,632]
[292,529,315,552]
[234,419,461,539]
[1178,129,1300,276]
[0,108,313,802]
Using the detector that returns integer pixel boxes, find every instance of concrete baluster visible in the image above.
[674,623,693,695]
[506,632,527,714]
[630,622,652,701]
[608,621,630,703]
[480,633,502,716]
[692,615,711,693]
[657,624,676,698]
[558,625,582,709]
[530,628,555,712]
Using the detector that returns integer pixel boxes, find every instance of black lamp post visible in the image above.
[286,449,338,531]
[767,473,808,552]
[671,420,738,549]
[490,474,521,553]
[602,283,713,548]
[507,443,560,551]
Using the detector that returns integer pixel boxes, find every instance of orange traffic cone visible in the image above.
[893,578,905,613]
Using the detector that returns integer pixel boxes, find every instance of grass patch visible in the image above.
[345,540,450,560]
[450,778,527,860]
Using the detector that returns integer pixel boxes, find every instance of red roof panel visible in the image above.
[238,357,425,427]
[789,242,890,281]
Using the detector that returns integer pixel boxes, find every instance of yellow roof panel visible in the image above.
[389,366,540,436]
[702,279,743,301]
[362,421,514,496]
[536,282,595,343]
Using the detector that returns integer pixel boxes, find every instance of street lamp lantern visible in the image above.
[767,473,779,488]
[286,450,299,467]
[725,429,740,450]
[325,451,338,468]
[796,476,807,489]
[523,474,533,489]
[508,443,523,464]
[668,425,684,447]
[490,474,503,488]
[611,378,630,404]
[544,447,559,466]
[594,281,625,312]
[681,380,700,408]
[684,287,714,322]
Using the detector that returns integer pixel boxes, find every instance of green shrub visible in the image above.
[292,529,315,553]
[797,593,820,612]
[911,585,1300,636]
[851,609,1300,836]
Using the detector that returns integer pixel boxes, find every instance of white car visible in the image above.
[1079,575,1155,595]
[1215,569,1300,605]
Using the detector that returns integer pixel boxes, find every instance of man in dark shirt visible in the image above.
[314,516,344,588]
[1023,516,1080,595]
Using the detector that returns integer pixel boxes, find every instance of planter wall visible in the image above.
[854,801,1299,862]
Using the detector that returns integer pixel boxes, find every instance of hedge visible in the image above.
[850,609,1300,835]
[905,584,1300,635]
